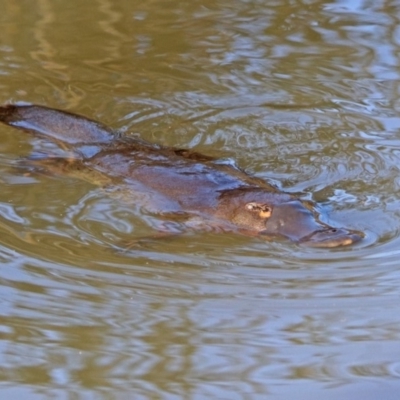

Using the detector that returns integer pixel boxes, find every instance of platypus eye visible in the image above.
[245,202,272,219]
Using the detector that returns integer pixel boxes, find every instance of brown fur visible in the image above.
[0,104,363,247]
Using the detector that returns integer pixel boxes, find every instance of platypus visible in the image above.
[0,104,363,248]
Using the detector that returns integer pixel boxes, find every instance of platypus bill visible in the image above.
[0,104,363,248]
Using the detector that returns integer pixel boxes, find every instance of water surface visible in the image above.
[0,0,400,398]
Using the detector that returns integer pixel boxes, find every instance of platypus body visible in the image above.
[0,104,363,247]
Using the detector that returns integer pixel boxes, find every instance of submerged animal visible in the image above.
[0,104,363,248]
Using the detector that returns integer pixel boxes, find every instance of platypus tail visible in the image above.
[0,104,116,145]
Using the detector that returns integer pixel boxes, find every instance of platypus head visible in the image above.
[259,199,363,248]
[220,189,363,248]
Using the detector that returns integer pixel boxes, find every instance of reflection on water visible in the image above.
[1,0,400,398]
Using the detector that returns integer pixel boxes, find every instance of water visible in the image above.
[0,0,400,398]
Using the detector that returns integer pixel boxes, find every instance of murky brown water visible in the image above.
[1,0,400,398]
